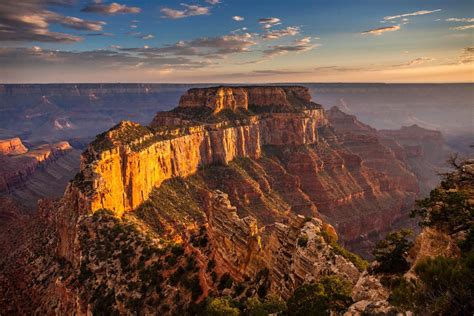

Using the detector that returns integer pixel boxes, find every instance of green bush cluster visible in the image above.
[287,275,353,316]
[371,229,413,274]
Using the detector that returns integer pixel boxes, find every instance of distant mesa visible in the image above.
[177,85,316,114]
[0,137,28,156]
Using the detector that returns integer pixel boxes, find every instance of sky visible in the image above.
[0,0,473,83]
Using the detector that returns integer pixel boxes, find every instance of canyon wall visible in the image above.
[0,140,73,192]
[178,86,312,113]
[75,87,327,216]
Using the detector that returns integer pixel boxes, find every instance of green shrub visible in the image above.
[287,275,353,316]
[372,229,413,274]
[297,235,309,247]
[245,294,287,316]
[218,273,234,291]
[390,254,474,315]
[206,297,240,316]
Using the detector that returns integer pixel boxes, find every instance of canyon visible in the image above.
[0,137,80,209]
[0,85,457,314]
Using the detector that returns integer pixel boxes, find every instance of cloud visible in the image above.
[383,9,441,21]
[56,16,105,31]
[0,46,216,71]
[141,34,154,40]
[121,33,256,58]
[263,37,319,57]
[262,26,300,39]
[361,25,401,35]
[446,18,474,22]
[205,0,220,4]
[258,17,281,24]
[0,0,106,42]
[258,17,281,29]
[246,69,311,76]
[232,16,244,21]
[396,57,435,67]
[450,24,474,30]
[160,4,210,19]
[81,2,140,15]
[459,47,474,64]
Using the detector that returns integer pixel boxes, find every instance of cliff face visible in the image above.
[178,86,312,113]
[0,137,28,155]
[77,89,326,216]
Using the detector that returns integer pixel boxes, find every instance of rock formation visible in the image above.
[379,124,452,195]
[0,137,28,155]
[178,86,312,113]
[0,140,74,193]
[0,85,458,314]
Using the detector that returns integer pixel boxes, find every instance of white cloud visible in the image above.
[446,18,474,22]
[451,24,474,30]
[361,25,401,36]
[205,0,220,4]
[232,16,244,21]
[262,26,300,39]
[258,17,281,28]
[161,4,210,19]
[141,34,154,40]
[384,9,441,21]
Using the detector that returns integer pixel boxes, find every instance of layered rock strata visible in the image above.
[178,86,312,113]
[0,137,28,155]
[0,140,73,192]
[75,87,326,216]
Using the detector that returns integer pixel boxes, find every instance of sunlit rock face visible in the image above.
[0,137,28,155]
[57,86,450,261]
[178,86,312,113]
[75,87,326,217]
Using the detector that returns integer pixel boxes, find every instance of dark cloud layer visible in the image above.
[81,2,140,15]
[0,0,106,42]
[263,37,318,57]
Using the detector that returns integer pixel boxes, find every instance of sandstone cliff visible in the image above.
[178,86,312,113]
[0,137,28,155]
[74,87,326,217]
